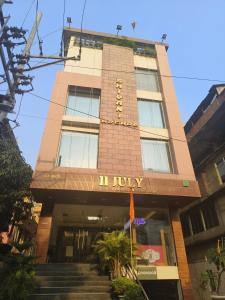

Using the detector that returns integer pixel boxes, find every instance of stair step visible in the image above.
[32,263,113,299]
[29,292,113,300]
[36,275,109,281]
[36,264,97,272]
[36,271,99,276]
[37,280,111,287]
[35,286,111,294]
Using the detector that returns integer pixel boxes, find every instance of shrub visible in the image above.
[201,237,225,295]
[124,284,145,300]
[112,276,134,295]
[0,241,36,300]
[112,277,145,300]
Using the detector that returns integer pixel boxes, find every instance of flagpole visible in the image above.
[129,187,135,271]
[130,217,133,271]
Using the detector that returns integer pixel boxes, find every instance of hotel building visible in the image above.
[31,28,200,299]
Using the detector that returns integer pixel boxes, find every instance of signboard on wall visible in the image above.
[135,245,164,265]
[137,266,157,280]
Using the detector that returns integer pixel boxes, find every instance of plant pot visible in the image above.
[211,295,225,299]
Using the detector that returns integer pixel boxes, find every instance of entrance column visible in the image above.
[35,203,53,264]
[170,209,193,300]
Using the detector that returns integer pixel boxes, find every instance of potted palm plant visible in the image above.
[201,238,225,299]
[94,231,131,278]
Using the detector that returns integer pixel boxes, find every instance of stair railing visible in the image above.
[123,264,150,300]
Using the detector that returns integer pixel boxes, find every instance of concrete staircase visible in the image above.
[29,263,114,300]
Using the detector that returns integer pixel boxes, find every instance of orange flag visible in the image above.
[129,191,135,223]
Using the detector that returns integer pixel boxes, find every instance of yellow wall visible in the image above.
[65,37,102,76]
[134,55,157,70]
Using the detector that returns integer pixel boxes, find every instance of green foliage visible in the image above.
[142,47,156,57]
[112,277,144,300]
[103,37,156,57]
[0,241,36,300]
[124,284,145,300]
[112,276,134,295]
[94,231,131,278]
[201,237,225,295]
[207,247,225,271]
[0,138,33,231]
[103,37,136,49]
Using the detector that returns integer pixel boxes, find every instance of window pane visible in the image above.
[180,214,191,238]
[189,208,204,234]
[135,210,176,266]
[135,68,160,92]
[65,87,100,118]
[201,201,219,230]
[216,158,225,183]
[138,100,164,128]
[141,139,171,173]
[58,131,98,168]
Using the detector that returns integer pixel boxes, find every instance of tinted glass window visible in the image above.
[58,131,98,168]
[138,100,165,128]
[141,139,172,173]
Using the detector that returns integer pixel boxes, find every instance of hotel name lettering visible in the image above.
[115,79,123,119]
[101,79,138,128]
[99,176,143,188]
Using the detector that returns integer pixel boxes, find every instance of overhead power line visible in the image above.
[21,0,36,27]
[14,94,24,122]
[79,0,87,56]
[26,61,225,84]
[29,91,187,143]
[59,0,66,56]
[35,0,43,55]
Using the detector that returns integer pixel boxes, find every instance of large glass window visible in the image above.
[138,99,165,128]
[135,209,176,266]
[58,131,98,168]
[216,157,225,183]
[135,68,160,92]
[141,139,172,173]
[65,86,100,118]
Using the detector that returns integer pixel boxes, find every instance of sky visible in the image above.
[2,0,225,167]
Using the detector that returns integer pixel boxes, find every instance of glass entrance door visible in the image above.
[57,226,100,262]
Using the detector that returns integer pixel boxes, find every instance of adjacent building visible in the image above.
[31,28,200,299]
[181,84,225,299]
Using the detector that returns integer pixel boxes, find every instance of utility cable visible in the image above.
[19,109,220,153]
[59,0,66,56]
[27,61,225,84]
[13,93,24,123]
[35,0,43,55]
[21,0,36,27]
[79,0,87,57]
[28,91,188,143]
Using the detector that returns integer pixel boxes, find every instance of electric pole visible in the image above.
[0,1,81,128]
[0,1,42,123]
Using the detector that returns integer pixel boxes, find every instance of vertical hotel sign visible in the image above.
[101,79,138,128]
[115,79,123,119]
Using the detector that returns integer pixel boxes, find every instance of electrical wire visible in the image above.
[59,0,66,56]
[28,91,187,143]
[35,0,43,55]
[33,28,62,46]
[21,0,36,27]
[79,0,87,56]
[14,94,24,122]
[28,60,225,84]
